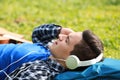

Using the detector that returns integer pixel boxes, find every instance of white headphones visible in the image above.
[65,53,103,69]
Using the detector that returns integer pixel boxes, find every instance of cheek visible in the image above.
[57,41,65,47]
[55,44,66,52]
[57,45,66,52]
[58,43,69,51]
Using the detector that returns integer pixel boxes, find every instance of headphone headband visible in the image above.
[66,53,103,69]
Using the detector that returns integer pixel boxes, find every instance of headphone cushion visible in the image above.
[66,55,80,69]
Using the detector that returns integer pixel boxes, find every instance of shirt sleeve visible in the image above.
[14,64,51,80]
[7,60,60,80]
[32,24,62,46]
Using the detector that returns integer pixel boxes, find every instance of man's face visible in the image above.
[49,32,83,60]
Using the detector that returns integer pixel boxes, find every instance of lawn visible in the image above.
[0,0,120,59]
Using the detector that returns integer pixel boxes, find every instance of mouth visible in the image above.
[52,40,58,45]
[54,41,58,45]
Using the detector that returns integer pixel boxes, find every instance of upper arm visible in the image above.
[32,24,62,46]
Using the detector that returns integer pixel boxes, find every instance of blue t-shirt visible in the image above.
[0,43,51,80]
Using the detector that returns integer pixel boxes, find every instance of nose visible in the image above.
[58,34,67,41]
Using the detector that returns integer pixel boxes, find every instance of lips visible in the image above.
[55,41,58,45]
[54,40,57,45]
[52,40,58,45]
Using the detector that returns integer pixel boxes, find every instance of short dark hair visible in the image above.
[70,30,104,61]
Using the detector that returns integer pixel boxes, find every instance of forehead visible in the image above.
[69,32,83,44]
[70,32,82,39]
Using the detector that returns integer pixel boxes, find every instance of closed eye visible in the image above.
[65,36,69,45]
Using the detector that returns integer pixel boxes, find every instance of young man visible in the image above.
[0,24,104,80]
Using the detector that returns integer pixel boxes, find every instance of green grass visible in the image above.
[0,0,120,59]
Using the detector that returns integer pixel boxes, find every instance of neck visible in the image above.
[49,56,67,69]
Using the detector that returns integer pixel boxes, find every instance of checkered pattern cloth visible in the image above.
[32,24,62,47]
[6,58,65,80]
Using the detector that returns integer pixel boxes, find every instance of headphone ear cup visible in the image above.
[66,55,80,69]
